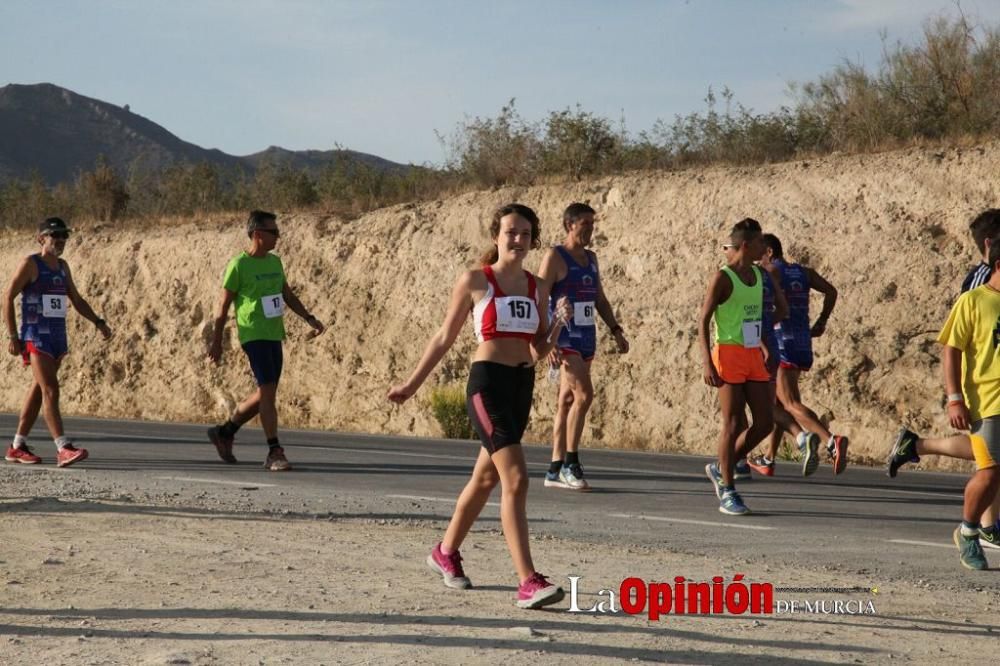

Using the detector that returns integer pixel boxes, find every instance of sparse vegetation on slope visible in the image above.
[2,15,998,228]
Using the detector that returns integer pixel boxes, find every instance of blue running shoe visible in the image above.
[954,527,988,570]
[704,462,725,499]
[719,489,750,516]
[543,469,568,489]
[558,463,591,491]
[734,458,752,481]
[798,432,820,477]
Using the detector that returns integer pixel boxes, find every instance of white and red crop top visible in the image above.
[472,265,541,343]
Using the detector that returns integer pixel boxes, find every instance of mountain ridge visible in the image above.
[0,82,408,185]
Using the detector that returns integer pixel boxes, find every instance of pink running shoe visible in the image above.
[5,444,41,464]
[516,572,565,609]
[56,444,88,468]
[426,543,472,589]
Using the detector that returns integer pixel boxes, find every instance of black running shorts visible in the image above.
[466,361,535,455]
[242,339,283,386]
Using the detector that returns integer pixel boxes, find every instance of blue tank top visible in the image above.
[774,258,811,352]
[21,254,69,343]
[550,246,600,347]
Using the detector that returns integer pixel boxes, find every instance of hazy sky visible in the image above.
[3,0,999,165]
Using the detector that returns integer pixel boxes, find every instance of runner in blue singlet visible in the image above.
[538,203,628,491]
[4,217,113,467]
[760,234,848,477]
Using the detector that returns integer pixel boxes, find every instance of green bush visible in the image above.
[428,385,473,440]
[542,105,623,180]
[77,156,129,221]
[439,98,542,188]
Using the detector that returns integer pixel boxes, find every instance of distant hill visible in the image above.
[243,146,407,175]
[0,83,409,185]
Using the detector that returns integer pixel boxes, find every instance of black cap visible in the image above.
[38,217,72,235]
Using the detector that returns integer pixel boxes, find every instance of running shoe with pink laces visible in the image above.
[516,572,565,609]
[56,444,88,468]
[5,444,41,464]
[427,543,472,589]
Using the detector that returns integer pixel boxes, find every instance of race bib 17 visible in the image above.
[261,293,285,319]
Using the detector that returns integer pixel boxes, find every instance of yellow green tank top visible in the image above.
[716,265,763,347]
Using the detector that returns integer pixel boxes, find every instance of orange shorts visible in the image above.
[713,345,770,384]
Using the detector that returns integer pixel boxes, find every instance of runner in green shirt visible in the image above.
[206,211,325,471]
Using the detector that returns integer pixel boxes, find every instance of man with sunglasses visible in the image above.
[206,210,325,471]
[4,217,112,467]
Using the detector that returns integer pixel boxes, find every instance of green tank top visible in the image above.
[715,265,763,347]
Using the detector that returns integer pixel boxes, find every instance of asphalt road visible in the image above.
[0,413,983,589]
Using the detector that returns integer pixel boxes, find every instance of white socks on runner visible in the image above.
[11,434,27,449]
[55,435,71,450]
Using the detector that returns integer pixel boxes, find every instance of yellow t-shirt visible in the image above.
[938,285,1000,421]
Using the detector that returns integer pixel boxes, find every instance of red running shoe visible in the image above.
[830,436,849,475]
[56,444,88,468]
[5,444,41,464]
[747,456,774,477]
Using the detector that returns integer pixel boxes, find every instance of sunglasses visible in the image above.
[256,228,280,237]
[46,232,70,240]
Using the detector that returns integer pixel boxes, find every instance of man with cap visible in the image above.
[206,210,326,471]
[4,217,113,466]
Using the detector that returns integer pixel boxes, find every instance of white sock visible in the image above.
[12,434,27,449]
[55,436,71,450]
[796,432,808,449]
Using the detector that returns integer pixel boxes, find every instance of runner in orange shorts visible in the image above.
[698,218,773,515]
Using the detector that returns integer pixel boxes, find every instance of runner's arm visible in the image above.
[4,257,35,353]
[698,270,731,387]
[942,344,970,430]
[764,266,789,323]
[537,249,568,364]
[806,268,837,336]
[388,271,476,403]
[208,288,237,363]
[593,257,628,353]
[530,279,571,363]
[282,283,325,335]
[64,263,112,339]
[4,258,33,336]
